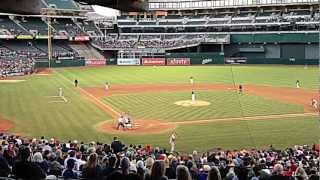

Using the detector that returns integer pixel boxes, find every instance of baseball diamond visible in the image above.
[0,65,318,151]
[0,1,319,179]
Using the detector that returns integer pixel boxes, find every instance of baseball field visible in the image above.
[0,65,318,152]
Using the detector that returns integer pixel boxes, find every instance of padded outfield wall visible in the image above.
[225,33,319,65]
[163,33,319,65]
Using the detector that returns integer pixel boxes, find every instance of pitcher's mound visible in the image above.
[174,100,211,107]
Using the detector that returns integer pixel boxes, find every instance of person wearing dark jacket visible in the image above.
[0,146,11,177]
[111,137,124,154]
[102,154,117,177]
[12,146,46,180]
[62,158,78,179]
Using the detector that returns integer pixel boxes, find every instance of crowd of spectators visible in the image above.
[64,24,87,37]
[0,58,34,78]
[0,48,35,78]
[92,34,207,50]
[0,132,319,180]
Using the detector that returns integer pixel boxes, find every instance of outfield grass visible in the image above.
[57,65,318,89]
[0,74,112,140]
[0,65,318,152]
[103,91,304,121]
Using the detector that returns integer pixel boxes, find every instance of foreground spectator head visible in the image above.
[67,159,75,170]
[273,164,284,175]
[176,165,192,180]
[208,166,222,180]
[145,157,154,169]
[32,152,43,163]
[109,154,117,168]
[151,160,167,180]
[18,146,31,161]
[63,159,78,179]
[121,157,130,175]
[294,167,308,180]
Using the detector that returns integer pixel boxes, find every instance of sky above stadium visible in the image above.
[92,5,120,17]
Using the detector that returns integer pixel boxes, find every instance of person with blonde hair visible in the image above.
[176,165,192,180]
[147,160,168,180]
[294,167,308,180]
[32,152,49,174]
[81,153,102,179]
[207,166,221,180]
[269,164,290,180]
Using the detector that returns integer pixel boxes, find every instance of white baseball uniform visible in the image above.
[169,134,176,152]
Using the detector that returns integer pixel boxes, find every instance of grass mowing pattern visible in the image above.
[57,66,318,89]
[0,66,317,151]
[0,74,112,140]
[103,91,304,122]
[117,116,319,152]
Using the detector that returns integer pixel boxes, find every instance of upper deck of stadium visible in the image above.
[148,0,319,10]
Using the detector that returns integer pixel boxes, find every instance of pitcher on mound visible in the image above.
[191,90,196,102]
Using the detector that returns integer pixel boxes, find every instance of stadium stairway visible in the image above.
[69,43,105,61]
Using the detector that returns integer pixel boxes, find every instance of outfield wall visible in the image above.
[35,58,86,68]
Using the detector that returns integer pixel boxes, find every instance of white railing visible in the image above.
[148,0,319,10]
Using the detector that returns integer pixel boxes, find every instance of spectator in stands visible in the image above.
[0,145,11,177]
[144,156,155,179]
[176,165,192,180]
[294,167,308,180]
[165,157,177,179]
[207,166,222,180]
[64,150,78,170]
[269,164,290,180]
[12,146,46,180]
[32,152,49,174]
[111,137,124,154]
[47,152,63,177]
[147,160,168,180]
[308,168,319,180]
[62,158,78,179]
[81,153,102,179]
[136,160,145,180]
[102,154,117,177]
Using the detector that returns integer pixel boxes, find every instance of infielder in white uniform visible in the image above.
[169,132,177,153]
[296,80,300,88]
[191,90,196,102]
[58,88,63,97]
[190,76,194,85]
[311,98,318,109]
[105,81,109,91]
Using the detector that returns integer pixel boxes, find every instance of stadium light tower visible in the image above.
[42,8,56,69]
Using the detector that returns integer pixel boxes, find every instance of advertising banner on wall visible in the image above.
[54,35,69,40]
[35,35,48,39]
[142,58,166,66]
[0,35,15,39]
[74,36,90,41]
[225,57,247,64]
[167,58,191,66]
[117,58,140,65]
[16,35,33,40]
[85,59,106,66]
